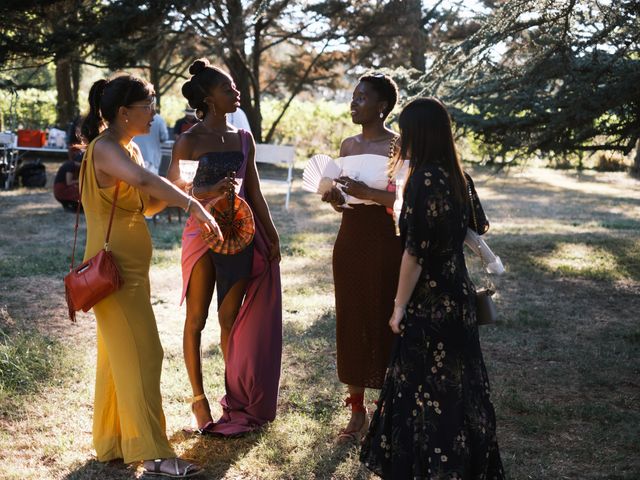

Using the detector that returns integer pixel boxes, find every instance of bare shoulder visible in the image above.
[173,129,197,158]
[130,142,144,165]
[340,135,359,157]
[243,129,256,148]
[93,135,121,159]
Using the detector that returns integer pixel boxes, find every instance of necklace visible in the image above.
[202,124,229,143]
[364,134,393,143]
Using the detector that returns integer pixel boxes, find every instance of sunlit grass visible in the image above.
[0,167,639,479]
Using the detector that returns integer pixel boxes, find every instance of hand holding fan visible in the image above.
[303,154,341,194]
[202,171,255,255]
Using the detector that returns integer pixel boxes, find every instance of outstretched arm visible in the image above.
[93,137,222,238]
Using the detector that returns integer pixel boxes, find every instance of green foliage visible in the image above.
[0,89,57,130]
[261,98,358,159]
[422,0,640,165]
[0,328,60,398]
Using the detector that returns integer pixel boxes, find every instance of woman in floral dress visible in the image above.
[360,97,505,479]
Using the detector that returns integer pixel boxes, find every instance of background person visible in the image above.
[227,106,251,133]
[134,110,168,174]
[52,156,81,211]
[173,106,199,139]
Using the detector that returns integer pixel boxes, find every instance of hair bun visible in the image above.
[189,59,209,76]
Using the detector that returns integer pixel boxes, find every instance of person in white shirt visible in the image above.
[227,106,251,133]
[134,112,168,174]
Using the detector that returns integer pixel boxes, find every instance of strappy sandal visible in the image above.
[183,393,216,435]
[336,394,369,444]
[144,458,203,478]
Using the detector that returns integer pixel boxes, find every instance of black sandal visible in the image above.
[144,458,203,478]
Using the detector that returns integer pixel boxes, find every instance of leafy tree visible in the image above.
[178,0,473,142]
[422,0,640,168]
[0,0,93,127]
[354,0,482,72]
[89,0,200,110]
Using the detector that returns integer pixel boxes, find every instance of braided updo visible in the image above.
[181,58,228,119]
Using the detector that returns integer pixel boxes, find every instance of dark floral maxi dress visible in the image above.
[360,165,505,480]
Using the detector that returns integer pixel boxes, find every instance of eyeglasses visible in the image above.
[128,98,156,111]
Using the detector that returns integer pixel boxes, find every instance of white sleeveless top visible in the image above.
[336,154,389,206]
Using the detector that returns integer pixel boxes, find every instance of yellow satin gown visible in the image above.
[81,135,175,463]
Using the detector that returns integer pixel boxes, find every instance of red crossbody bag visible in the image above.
[64,158,124,321]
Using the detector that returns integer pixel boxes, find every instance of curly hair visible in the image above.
[359,73,399,118]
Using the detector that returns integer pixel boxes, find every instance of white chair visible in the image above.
[254,143,295,209]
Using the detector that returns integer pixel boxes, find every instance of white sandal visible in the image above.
[144,458,203,478]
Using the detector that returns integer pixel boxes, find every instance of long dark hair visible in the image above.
[398,97,467,205]
[182,58,228,119]
[81,74,155,143]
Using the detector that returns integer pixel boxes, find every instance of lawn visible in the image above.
[0,163,639,479]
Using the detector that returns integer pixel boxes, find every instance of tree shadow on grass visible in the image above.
[168,429,262,479]
[274,311,372,479]
[62,458,136,480]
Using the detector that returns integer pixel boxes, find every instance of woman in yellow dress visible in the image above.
[80,74,220,477]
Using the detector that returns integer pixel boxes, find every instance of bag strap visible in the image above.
[468,182,478,233]
[386,135,400,180]
[69,145,120,270]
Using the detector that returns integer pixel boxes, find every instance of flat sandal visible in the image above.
[144,458,203,478]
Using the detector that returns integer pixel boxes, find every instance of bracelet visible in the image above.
[184,195,193,212]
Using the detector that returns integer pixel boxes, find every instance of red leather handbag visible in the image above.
[64,160,124,321]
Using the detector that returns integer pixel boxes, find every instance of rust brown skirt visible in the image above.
[333,204,402,389]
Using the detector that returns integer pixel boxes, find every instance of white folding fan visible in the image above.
[302,154,341,194]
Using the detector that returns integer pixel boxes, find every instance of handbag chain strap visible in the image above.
[468,182,478,233]
[386,135,400,180]
[69,145,120,270]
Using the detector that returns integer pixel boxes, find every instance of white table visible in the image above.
[14,146,67,155]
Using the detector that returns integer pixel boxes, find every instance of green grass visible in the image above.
[0,166,639,478]
[0,328,57,396]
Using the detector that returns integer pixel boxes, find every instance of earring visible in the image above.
[379,112,384,119]
[125,118,128,123]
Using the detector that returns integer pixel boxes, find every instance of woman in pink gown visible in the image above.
[168,59,282,436]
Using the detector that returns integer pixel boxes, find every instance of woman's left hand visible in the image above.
[268,236,281,262]
[336,176,370,200]
[389,306,405,334]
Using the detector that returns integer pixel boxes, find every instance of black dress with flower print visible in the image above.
[360,165,505,480]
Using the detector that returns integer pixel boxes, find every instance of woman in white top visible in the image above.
[321,73,402,443]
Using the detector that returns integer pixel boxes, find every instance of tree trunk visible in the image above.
[55,56,75,128]
[634,138,640,174]
[407,0,426,71]
[148,48,162,110]
[224,0,261,140]
[71,54,81,116]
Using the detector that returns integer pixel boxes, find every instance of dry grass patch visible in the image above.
[0,165,638,479]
